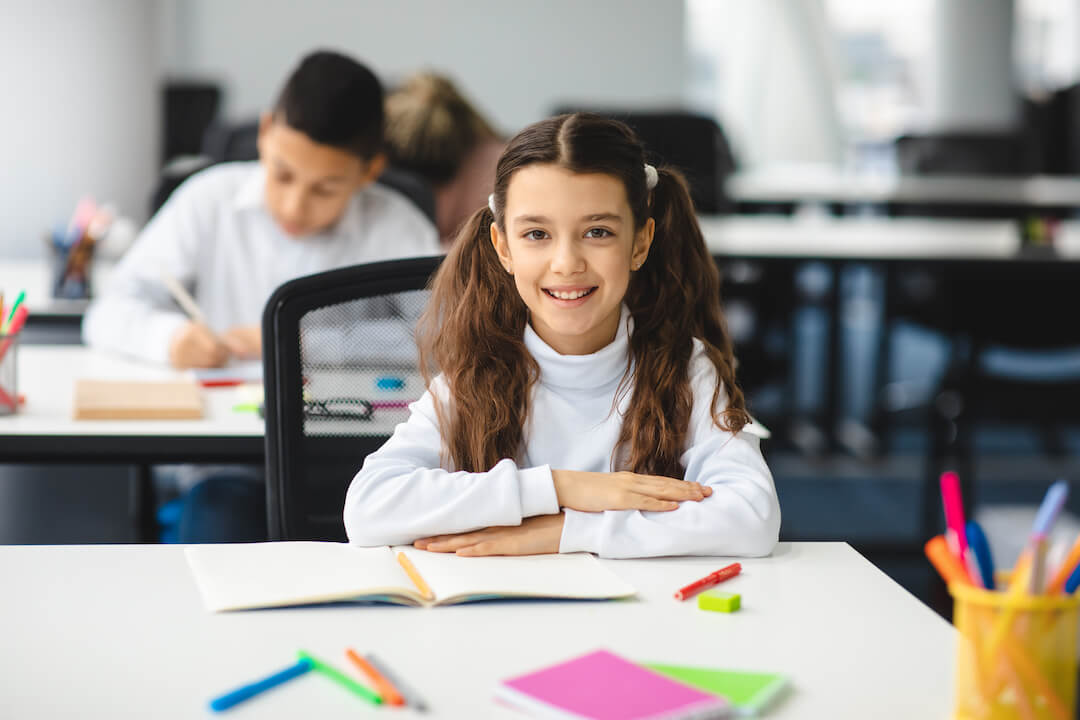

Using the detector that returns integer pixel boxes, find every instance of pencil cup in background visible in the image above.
[950,583,1079,720]
[0,331,18,416]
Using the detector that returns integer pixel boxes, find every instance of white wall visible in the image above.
[0,0,160,258]
[163,0,688,135]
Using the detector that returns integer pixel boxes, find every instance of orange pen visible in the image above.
[346,649,405,706]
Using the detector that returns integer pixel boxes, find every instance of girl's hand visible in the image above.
[551,470,711,513]
[414,514,565,556]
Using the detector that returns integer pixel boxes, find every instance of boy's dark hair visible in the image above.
[273,50,384,159]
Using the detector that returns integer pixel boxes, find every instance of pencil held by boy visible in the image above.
[83,50,437,369]
[344,113,780,559]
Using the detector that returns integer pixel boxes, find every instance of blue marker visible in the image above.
[209,658,313,712]
[376,376,405,391]
[1065,562,1080,595]
[965,520,996,590]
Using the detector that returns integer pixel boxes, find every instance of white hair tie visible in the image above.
[644,164,658,190]
[488,194,496,214]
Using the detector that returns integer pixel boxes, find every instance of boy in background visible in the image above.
[83,50,438,542]
[84,49,437,366]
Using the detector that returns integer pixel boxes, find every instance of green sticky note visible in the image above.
[644,663,789,716]
[698,590,740,612]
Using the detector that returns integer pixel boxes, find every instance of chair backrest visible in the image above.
[262,256,443,540]
[552,108,737,214]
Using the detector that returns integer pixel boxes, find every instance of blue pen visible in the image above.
[1032,480,1069,537]
[965,520,996,590]
[1065,561,1080,594]
[209,658,313,712]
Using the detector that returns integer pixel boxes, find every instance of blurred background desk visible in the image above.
[727,167,1080,217]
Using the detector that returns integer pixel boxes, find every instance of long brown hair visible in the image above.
[417,113,749,476]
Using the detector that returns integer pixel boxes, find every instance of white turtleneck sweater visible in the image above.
[344,309,781,558]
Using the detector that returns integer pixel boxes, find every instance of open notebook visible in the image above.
[185,542,637,612]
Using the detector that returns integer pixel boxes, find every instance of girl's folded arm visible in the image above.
[559,430,780,558]
[343,389,559,546]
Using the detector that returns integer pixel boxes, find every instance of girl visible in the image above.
[344,113,780,558]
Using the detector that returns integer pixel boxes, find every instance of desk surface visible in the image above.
[0,346,408,463]
[6,345,263,438]
[727,166,1080,208]
[0,542,955,719]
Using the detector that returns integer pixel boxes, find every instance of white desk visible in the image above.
[701,215,1024,261]
[0,542,955,718]
[0,346,264,465]
[727,166,1080,209]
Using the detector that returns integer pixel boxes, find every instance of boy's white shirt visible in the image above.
[345,307,782,559]
[82,162,439,363]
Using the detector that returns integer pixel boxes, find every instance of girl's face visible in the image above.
[491,164,653,355]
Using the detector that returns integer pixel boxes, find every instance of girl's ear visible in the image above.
[631,217,655,271]
[490,220,514,274]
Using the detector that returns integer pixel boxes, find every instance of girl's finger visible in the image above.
[632,495,680,512]
[457,540,502,557]
[426,533,490,552]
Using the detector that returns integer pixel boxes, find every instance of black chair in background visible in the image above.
[923,263,1080,537]
[552,108,738,214]
[262,256,442,540]
[161,82,221,168]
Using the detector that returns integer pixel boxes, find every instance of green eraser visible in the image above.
[698,590,740,612]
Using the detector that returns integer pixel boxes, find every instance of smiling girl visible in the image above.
[344,113,780,558]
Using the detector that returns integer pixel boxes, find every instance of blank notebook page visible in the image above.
[496,649,731,720]
[399,549,637,603]
[185,543,412,611]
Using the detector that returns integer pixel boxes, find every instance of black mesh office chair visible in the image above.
[262,256,443,540]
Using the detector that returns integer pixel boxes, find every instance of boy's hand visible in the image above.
[168,322,230,369]
[414,514,565,556]
[551,470,711,513]
[221,326,262,360]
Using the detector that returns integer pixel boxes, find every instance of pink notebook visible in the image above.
[495,650,731,719]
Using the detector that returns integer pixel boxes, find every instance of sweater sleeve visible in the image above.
[81,172,208,364]
[344,380,561,546]
[558,349,781,559]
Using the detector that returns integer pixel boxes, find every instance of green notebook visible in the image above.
[644,663,789,716]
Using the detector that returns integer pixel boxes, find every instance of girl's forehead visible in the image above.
[504,165,631,220]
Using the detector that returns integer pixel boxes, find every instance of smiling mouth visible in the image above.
[543,287,597,300]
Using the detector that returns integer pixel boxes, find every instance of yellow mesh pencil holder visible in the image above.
[951,582,1080,720]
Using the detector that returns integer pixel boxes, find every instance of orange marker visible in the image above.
[1046,533,1080,594]
[346,649,405,706]
[925,535,974,587]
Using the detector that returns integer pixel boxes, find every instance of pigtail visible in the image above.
[619,167,750,477]
[418,206,537,472]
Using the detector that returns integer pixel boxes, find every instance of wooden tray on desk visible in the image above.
[73,379,204,420]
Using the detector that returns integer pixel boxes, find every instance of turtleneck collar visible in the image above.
[523,306,633,391]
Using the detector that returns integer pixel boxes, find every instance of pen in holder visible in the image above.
[0,331,18,416]
[49,228,96,300]
[951,582,1079,720]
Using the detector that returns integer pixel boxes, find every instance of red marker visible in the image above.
[198,379,247,388]
[674,562,741,601]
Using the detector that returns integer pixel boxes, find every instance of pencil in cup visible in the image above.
[951,583,1080,720]
[0,323,24,415]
